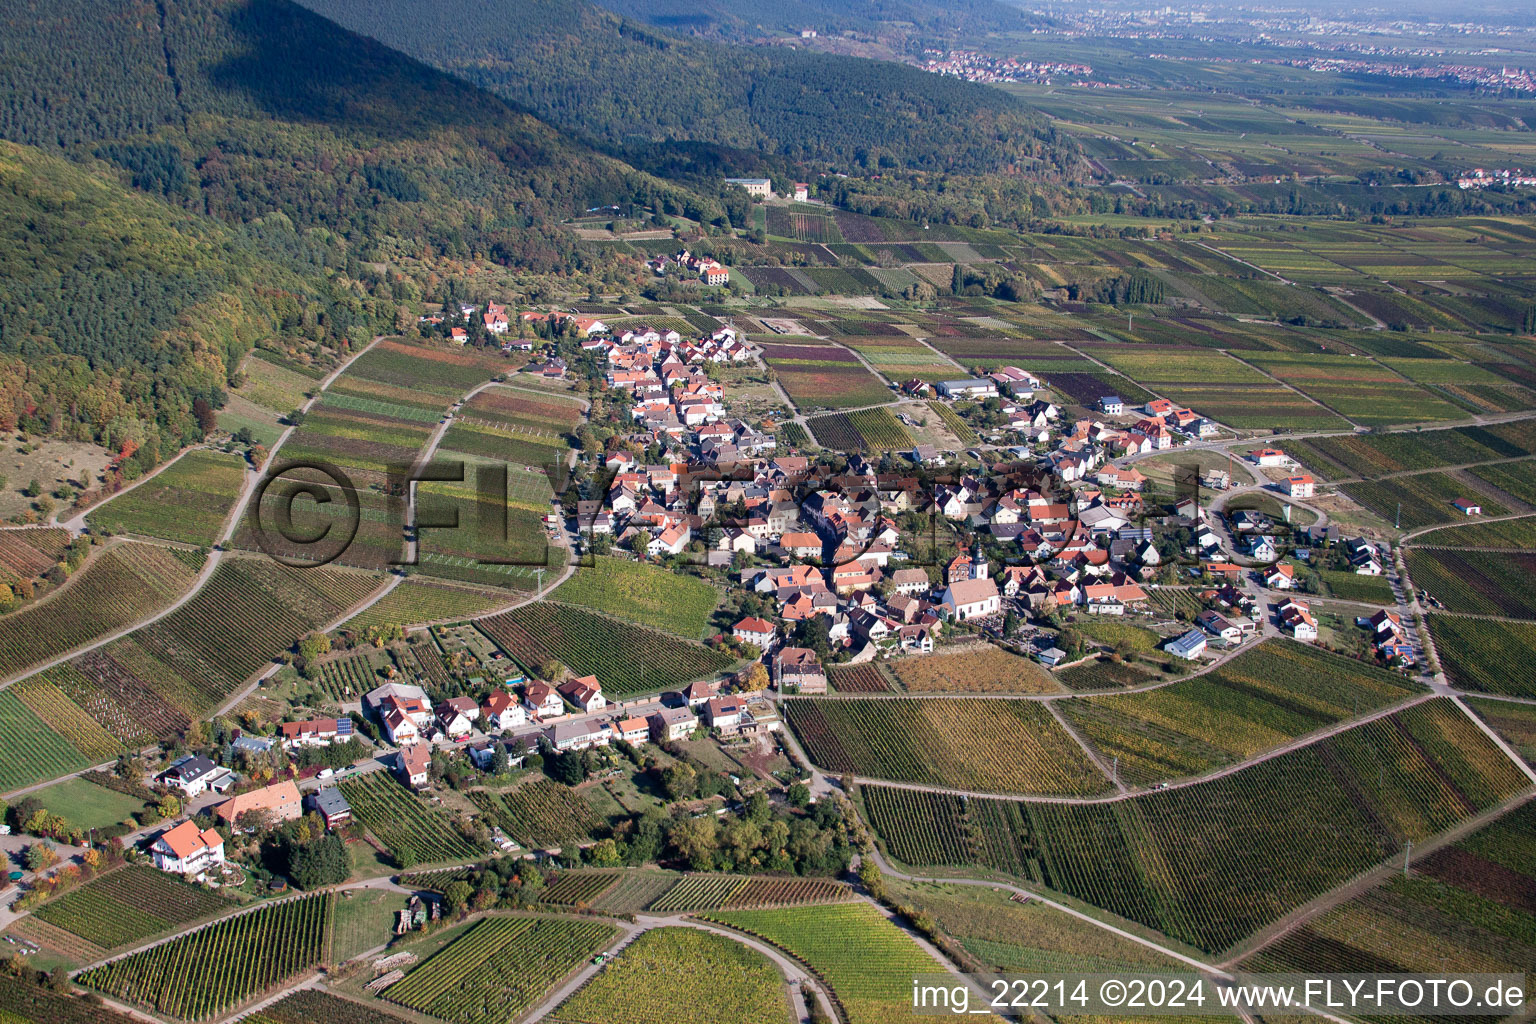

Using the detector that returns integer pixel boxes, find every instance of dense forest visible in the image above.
[0,0,715,455]
[293,0,1081,178]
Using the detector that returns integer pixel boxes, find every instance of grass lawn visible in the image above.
[30,778,144,831]
[551,557,721,638]
[331,888,403,963]
[347,838,397,881]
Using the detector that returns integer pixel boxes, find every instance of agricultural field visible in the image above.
[1467,458,1536,507]
[1406,549,1536,618]
[339,772,486,865]
[891,879,1187,976]
[11,677,122,762]
[826,663,892,694]
[0,690,102,792]
[702,903,1003,1024]
[1312,568,1394,604]
[244,991,405,1024]
[925,402,979,445]
[1427,616,1536,698]
[837,337,955,385]
[864,699,1528,954]
[330,888,403,962]
[804,408,914,452]
[470,779,606,847]
[764,348,890,411]
[1466,697,1536,765]
[1056,658,1159,691]
[476,603,735,696]
[1059,641,1421,785]
[539,872,620,907]
[1146,588,1204,619]
[75,558,385,718]
[786,697,1110,795]
[78,892,332,1020]
[548,926,791,1024]
[889,644,1062,694]
[0,528,69,586]
[86,450,245,546]
[346,339,511,397]
[1240,801,1536,982]
[0,976,147,1024]
[649,875,750,913]
[383,915,617,1024]
[456,386,583,438]
[1342,471,1507,531]
[1087,345,1271,385]
[1293,420,1536,479]
[551,557,721,637]
[31,866,227,951]
[1241,352,1464,427]
[777,422,811,448]
[0,542,198,681]
[313,649,390,704]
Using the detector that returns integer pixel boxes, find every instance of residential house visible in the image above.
[398,745,432,788]
[1279,598,1318,641]
[1282,474,1315,498]
[546,720,611,752]
[1264,564,1296,590]
[683,679,720,708]
[279,717,352,749]
[1099,396,1124,415]
[524,680,566,719]
[436,697,480,740]
[705,696,748,737]
[1196,609,1242,642]
[306,788,352,830]
[774,647,826,694]
[1167,630,1208,660]
[151,820,225,876]
[214,780,303,829]
[649,706,697,743]
[559,676,607,714]
[616,717,651,745]
[158,755,219,798]
[779,532,823,559]
[732,616,777,650]
[482,689,528,731]
[1248,447,1288,467]
[889,567,931,596]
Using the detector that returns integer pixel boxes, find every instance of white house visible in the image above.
[436,697,479,740]
[158,755,218,798]
[481,690,528,731]
[524,680,565,719]
[938,577,1000,621]
[151,820,225,877]
[649,706,697,743]
[1282,474,1315,498]
[1166,630,1207,660]
[558,676,607,714]
[1248,447,1288,467]
[732,616,777,650]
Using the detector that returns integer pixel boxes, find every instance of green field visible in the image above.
[703,903,1003,1024]
[548,926,790,1024]
[341,579,508,630]
[339,772,487,866]
[31,865,228,951]
[552,557,721,638]
[30,777,143,831]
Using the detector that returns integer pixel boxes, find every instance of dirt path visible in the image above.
[59,442,216,534]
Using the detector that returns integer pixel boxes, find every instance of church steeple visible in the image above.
[972,540,988,580]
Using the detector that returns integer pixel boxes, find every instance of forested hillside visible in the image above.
[0,0,701,459]
[293,0,1078,178]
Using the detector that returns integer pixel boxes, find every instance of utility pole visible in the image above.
[1404,840,1412,877]
[533,567,545,597]
[1111,755,1119,785]
[1395,502,1401,530]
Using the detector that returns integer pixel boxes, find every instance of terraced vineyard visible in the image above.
[1406,549,1536,618]
[315,651,386,703]
[469,780,605,847]
[649,875,749,913]
[86,450,246,546]
[0,528,70,585]
[703,903,1003,1024]
[78,892,332,1019]
[0,542,199,680]
[1343,472,1508,530]
[889,645,1060,694]
[548,926,791,1024]
[477,603,734,696]
[927,401,979,444]
[10,677,122,761]
[0,976,146,1024]
[1410,515,1536,549]
[1058,641,1421,785]
[340,773,486,865]
[384,915,616,1024]
[786,697,1109,795]
[864,700,1529,953]
[32,866,227,950]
